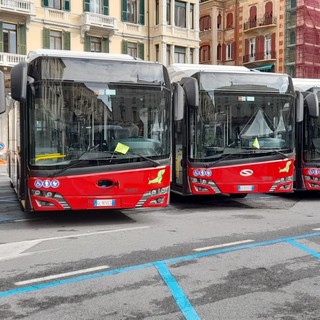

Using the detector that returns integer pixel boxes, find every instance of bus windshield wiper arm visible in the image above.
[48,150,114,177]
[125,151,161,167]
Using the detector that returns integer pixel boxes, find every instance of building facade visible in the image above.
[199,0,286,73]
[0,0,200,83]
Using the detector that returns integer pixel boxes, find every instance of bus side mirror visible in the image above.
[305,91,319,118]
[173,82,184,121]
[0,71,5,114]
[11,61,28,102]
[180,77,199,108]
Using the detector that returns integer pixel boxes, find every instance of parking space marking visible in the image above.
[287,239,320,259]
[193,239,255,252]
[0,231,320,320]
[155,261,200,320]
[15,265,111,286]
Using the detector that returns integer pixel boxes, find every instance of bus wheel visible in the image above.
[230,193,248,199]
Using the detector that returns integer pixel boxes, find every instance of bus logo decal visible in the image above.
[308,169,320,175]
[149,169,166,184]
[193,169,212,177]
[43,180,51,188]
[51,180,60,188]
[279,161,292,173]
[34,180,43,188]
[240,169,254,177]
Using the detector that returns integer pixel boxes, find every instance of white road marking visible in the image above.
[15,265,110,286]
[312,228,320,231]
[193,239,255,252]
[0,226,149,261]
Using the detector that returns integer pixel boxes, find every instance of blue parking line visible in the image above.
[286,239,320,259]
[155,262,200,320]
[0,217,15,223]
[0,231,319,315]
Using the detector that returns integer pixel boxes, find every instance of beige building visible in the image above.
[0,0,200,81]
[199,0,285,73]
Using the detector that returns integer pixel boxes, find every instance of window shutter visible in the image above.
[84,0,90,12]
[84,35,91,51]
[64,0,70,11]
[63,31,71,50]
[43,28,50,48]
[103,0,109,15]
[17,24,27,55]
[139,0,145,25]
[271,33,276,58]
[42,0,49,7]
[0,23,3,52]
[231,42,235,60]
[138,42,144,59]
[122,0,128,22]
[222,44,226,62]
[102,38,109,53]
[122,40,128,54]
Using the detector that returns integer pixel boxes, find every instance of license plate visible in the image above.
[238,185,254,191]
[94,199,115,207]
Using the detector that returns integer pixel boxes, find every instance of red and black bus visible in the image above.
[8,49,172,212]
[292,78,320,191]
[169,64,301,198]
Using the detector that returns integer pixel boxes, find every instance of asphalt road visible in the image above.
[0,165,319,320]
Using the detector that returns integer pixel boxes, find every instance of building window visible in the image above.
[167,44,171,65]
[200,15,211,31]
[156,0,159,25]
[128,0,137,23]
[217,13,222,30]
[50,30,62,49]
[42,0,70,11]
[200,45,210,63]
[155,44,159,62]
[226,43,232,60]
[189,3,194,29]
[43,28,70,50]
[122,0,144,25]
[84,0,109,15]
[174,46,185,63]
[85,36,109,52]
[3,23,17,54]
[122,40,144,59]
[217,44,221,61]
[175,1,186,28]
[265,35,271,59]
[249,38,255,61]
[189,48,194,64]
[166,0,171,25]
[226,13,233,29]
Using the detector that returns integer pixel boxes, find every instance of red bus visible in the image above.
[169,64,301,198]
[8,49,171,213]
[292,78,320,191]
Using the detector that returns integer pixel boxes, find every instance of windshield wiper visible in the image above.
[48,150,114,177]
[124,151,161,167]
[206,151,252,167]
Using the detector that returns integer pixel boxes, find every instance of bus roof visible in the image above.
[292,78,320,91]
[168,63,255,82]
[27,49,139,63]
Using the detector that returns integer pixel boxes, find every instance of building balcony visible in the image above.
[244,17,277,32]
[243,51,276,66]
[80,12,118,38]
[0,0,34,16]
[0,52,26,67]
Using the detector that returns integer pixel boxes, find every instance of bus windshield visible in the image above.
[28,58,171,168]
[304,90,320,162]
[189,90,295,160]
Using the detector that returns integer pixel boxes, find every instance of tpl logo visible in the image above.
[240,169,254,177]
